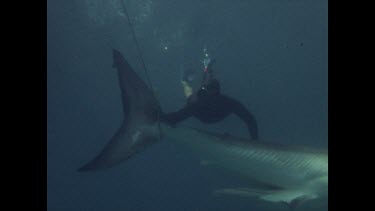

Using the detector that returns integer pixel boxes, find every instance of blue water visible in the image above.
[47,0,327,210]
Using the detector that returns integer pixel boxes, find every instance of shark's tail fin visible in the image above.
[78,49,161,172]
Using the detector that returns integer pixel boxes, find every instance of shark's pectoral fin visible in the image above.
[213,187,275,198]
[281,195,316,210]
[214,187,317,210]
[260,189,317,210]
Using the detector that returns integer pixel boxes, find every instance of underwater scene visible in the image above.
[47,0,327,210]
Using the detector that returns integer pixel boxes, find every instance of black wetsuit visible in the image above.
[161,67,259,140]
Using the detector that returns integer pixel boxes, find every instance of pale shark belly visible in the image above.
[163,125,328,189]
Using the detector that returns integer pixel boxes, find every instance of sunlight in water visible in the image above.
[84,0,154,26]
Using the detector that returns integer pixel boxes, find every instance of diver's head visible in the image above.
[198,79,221,97]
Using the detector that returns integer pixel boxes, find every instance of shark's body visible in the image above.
[79,50,328,209]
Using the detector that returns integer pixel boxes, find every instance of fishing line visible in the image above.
[119,0,154,92]
[119,0,162,139]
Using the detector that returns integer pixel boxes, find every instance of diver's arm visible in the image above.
[231,100,259,140]
[160,105,194,126]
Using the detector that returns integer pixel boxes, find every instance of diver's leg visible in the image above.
[231,99,259,141]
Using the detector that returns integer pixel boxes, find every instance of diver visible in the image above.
[161,51,259,141]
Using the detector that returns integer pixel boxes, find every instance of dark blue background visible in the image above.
[47,0,327,210]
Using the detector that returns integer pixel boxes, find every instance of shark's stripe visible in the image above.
[162,125,327,190]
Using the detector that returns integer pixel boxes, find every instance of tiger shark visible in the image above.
[78,49,328,210]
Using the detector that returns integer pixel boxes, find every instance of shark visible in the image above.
[78,49,328,210]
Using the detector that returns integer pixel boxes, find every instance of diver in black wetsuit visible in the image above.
[161,57,259,141]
